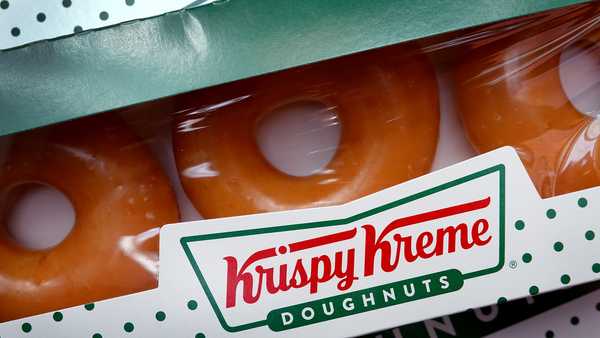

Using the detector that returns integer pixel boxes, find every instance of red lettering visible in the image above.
[472,218,492,246]
[224,256,259,308]
[416,231,435,258]
[435,223,472,255]
[364,219,493,276]
[363,224,400,276]
[223,197,494,308]
[335,249,358,291]
[224,240,357,308]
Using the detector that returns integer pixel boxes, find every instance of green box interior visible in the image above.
[0,0,589,137]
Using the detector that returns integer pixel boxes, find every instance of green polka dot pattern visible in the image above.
[586,230,595,241]
[53,312,63,322]
[188,300,198,310]
[514,220,525,230]
[554,242,564,252]
[21,323,32,333]
[571,316,579,325]
[529,286,539,296]
[124,322,134,333]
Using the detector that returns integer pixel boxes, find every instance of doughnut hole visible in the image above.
[559,40,600,118]
[554,39,600,195]
[256,100,341,177]
[2,183,75,250]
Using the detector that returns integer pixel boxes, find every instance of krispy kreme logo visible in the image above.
[181,165,505,333]
[224,198,490,307]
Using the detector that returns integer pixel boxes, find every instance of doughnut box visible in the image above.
[1,0,599,337]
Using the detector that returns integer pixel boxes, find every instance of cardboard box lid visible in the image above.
[0,0,589,137]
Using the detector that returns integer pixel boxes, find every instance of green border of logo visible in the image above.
[180,164,506,332]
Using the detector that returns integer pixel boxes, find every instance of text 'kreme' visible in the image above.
[224,197,492,308]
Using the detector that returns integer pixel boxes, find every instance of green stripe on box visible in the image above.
[267,269,463,331]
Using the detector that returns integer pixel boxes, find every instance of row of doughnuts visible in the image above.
[174,17,600,216]
[0,46,441,322]
[0,46,440,322]
[1,9,599,322]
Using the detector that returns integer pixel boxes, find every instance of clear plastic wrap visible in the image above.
[1,1,599,324]
[449,3,600,197]
[0,113,179,322]
[172,46,439,218]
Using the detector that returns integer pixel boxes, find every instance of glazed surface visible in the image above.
[173,48,440,218]
[0,114,179,322]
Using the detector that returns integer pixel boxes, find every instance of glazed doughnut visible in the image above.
[454,15,600,197]
[173,48,439,218]
[0,114,179,322]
